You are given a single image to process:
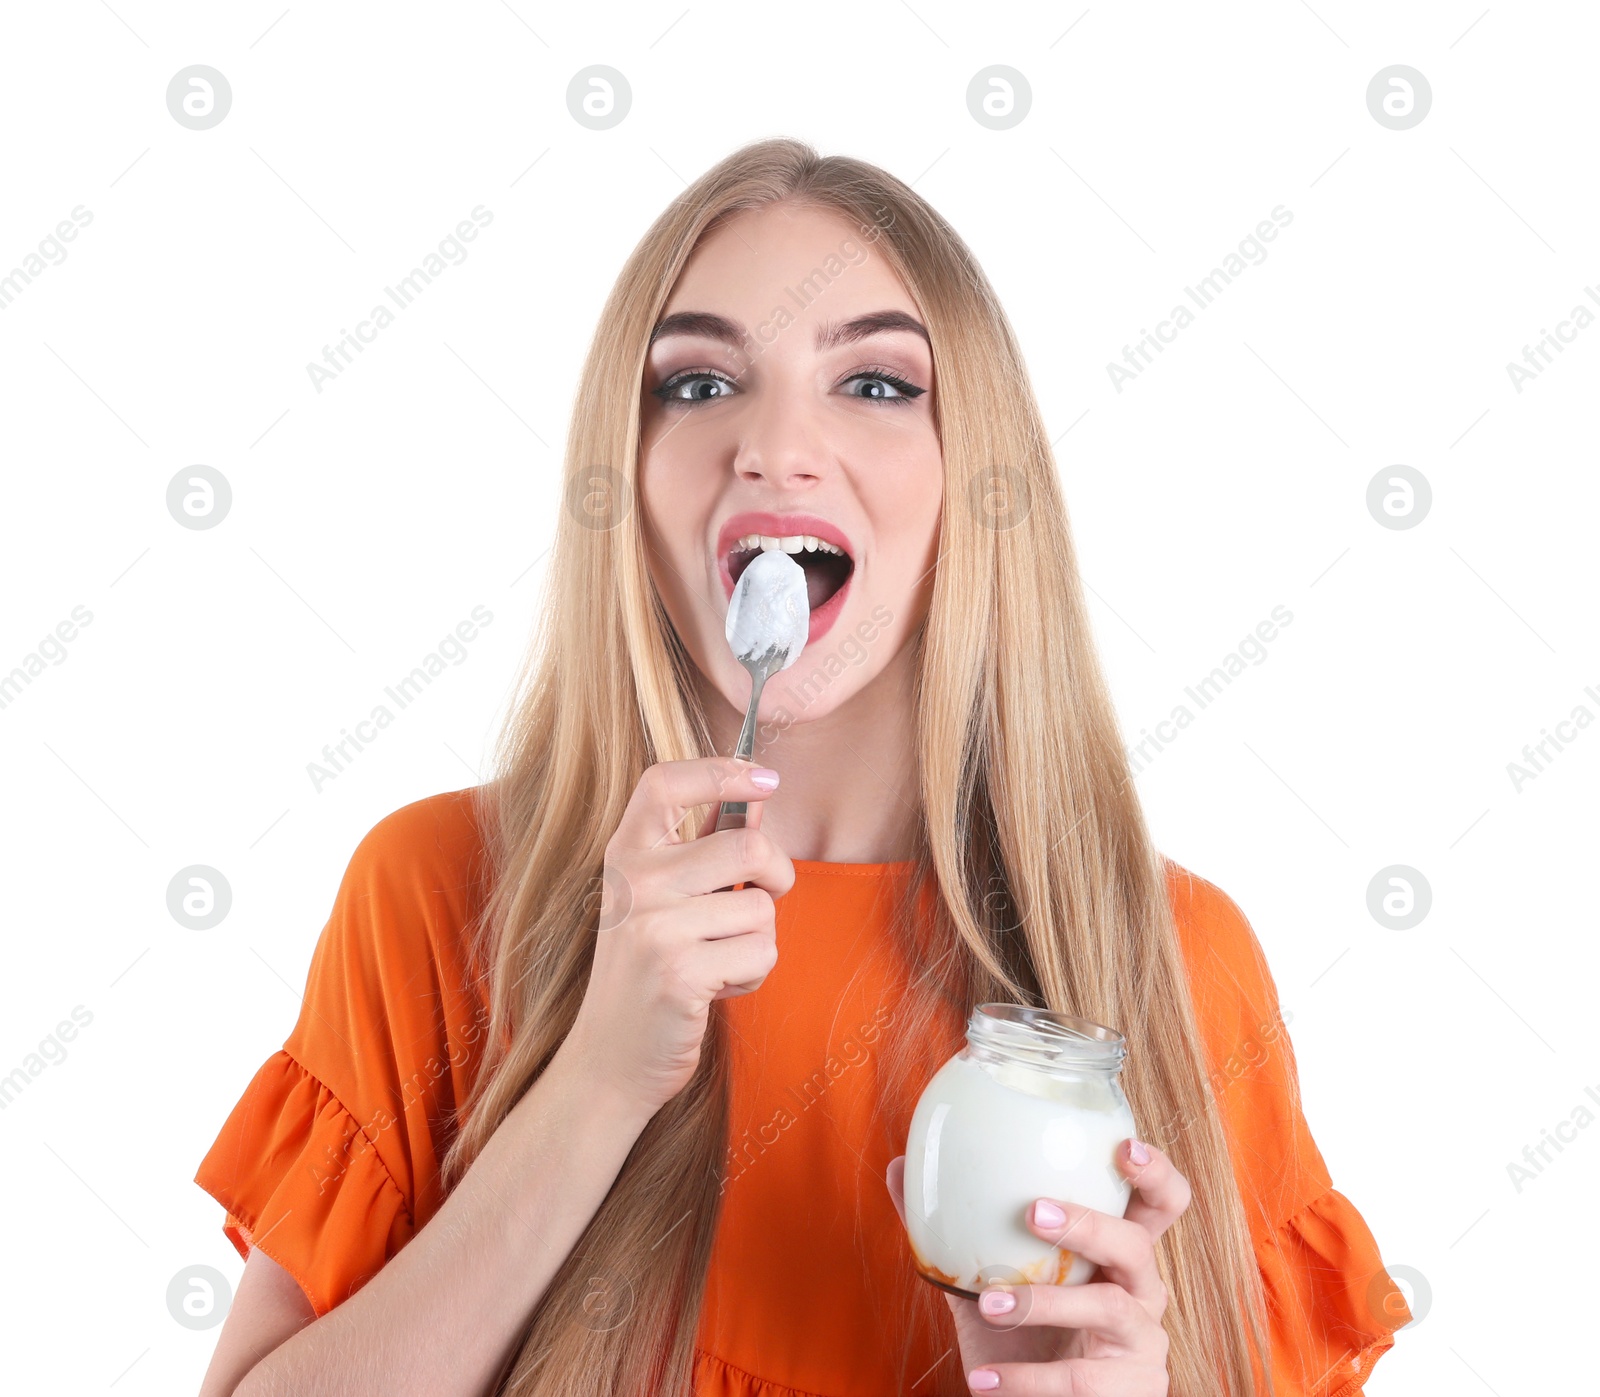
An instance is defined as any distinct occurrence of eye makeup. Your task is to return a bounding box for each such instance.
[650,364,927,407]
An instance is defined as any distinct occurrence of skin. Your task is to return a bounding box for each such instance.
[887,1140,1192,1394]
[638,199,943,863]
[197,200,1189,1396]
[196,760,791,1397]
[644,200,1189,1391]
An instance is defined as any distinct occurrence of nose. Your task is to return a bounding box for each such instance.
[731,377,830,489]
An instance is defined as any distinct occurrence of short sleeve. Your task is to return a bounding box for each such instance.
[193,788,493,1316]
[195,1050,413,1316]
[1166,864,1411,1395]
[1254,1187,1413,1397]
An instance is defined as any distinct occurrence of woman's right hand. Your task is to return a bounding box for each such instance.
[564,756,795,1120]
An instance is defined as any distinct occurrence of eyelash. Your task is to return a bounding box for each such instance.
[650,364,927,408]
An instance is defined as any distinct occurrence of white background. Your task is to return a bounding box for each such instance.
[1,2,1594,1393]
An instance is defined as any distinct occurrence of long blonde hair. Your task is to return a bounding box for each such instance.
[441,137,1275,1397]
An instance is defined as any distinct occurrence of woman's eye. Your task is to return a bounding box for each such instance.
[841,371,925,404]
[653,371,736,404]
[651,367,926,406]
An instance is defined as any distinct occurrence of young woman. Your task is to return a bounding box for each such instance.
[194,138,1410,1397]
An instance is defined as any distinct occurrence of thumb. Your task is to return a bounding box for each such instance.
[885,1154,907,1229]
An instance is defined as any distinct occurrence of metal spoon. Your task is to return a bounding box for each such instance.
[715,549,810,841]
[715,638,794,835]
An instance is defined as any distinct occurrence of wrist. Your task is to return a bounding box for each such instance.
[545,1035,660,1134]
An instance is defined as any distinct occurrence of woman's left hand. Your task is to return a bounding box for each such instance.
[885,1138,1191,1393]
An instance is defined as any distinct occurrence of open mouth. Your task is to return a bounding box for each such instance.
[726,532,855,614]
[715,512,859,648]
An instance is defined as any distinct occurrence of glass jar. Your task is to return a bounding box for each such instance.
[902,1002,1138,1298]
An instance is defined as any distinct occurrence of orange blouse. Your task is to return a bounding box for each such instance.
[195,788,1411,1396]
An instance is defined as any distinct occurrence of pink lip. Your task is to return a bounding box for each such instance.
[716,510,856,648]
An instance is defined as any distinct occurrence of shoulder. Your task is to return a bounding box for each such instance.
[1161,858,1330,1223]
[291,786,494,1071]
[1163,858,1256,953]
[334,786,493,954]
[347,785,490,891]
[1161,858,1280,1030]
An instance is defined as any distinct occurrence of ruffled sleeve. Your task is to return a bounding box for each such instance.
[1254,1185,1413,1397]
[195,1050,413,1317]
[192,789,493,1317]
[1166,864,1411,1395]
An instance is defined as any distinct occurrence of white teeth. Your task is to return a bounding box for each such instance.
[732,532,845,556]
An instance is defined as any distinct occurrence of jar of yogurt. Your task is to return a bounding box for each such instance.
[902,1003,1138,1298]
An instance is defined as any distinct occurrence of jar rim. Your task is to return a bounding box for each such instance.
[967,1002,1127,1070]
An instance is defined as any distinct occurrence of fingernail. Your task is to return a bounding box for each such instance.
[979,1288,1016,1315]
[968,1371,1000,1392]
[1033,1199,1066,1229]
[749,768,779,790]
[1129,1138,1151,1165]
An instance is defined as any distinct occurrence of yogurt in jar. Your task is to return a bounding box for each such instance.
[902,1004,1137,1297]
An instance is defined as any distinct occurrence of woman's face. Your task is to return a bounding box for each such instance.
[639,201,942,727]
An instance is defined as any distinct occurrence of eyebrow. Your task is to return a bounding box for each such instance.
[648,308,930,352]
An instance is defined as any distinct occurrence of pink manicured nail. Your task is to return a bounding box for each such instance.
[979,1288,1016,1315]
[749,768,780,790]
[968,1370,1000,1392]
[1129,1138,1151,1165]
[1033,1199,1066,1229]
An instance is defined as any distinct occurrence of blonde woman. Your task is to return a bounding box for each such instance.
[195,138,1410,1397]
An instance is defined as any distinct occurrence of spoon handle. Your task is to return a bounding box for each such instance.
[712,665,770,890]
[715,665,768,832]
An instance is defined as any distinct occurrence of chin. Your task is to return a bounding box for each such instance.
[699,583,901,739]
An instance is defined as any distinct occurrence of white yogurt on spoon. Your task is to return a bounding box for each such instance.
[712,550,811,850]
[726,548,810,668]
